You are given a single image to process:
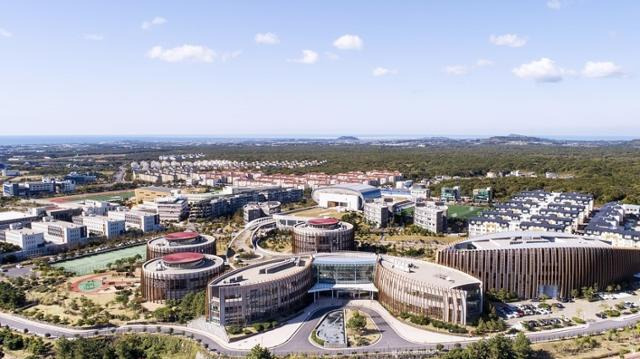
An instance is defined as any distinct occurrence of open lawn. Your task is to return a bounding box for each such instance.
[447,204,484,219]
[532,328,640,358]
[345,309,380,347]
[52,245,145,275]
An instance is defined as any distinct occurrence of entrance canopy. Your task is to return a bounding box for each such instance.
[308,282,378,293]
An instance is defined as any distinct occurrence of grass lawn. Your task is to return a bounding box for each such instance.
[447,204,484,219]
[345,309,380,347]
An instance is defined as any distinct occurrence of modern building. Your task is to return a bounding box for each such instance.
[206,252,482,327]
[142,252,224,302]
[134,186,176,204]
[0,209,43,232]
[207,256,314,325]
[73,215,125,239]
[137,196,190,222]
[4,228,45,250]
[410,184,430,201]
[472,187,493,203]
[243,201,281,224]
[414,201,448,234]
[107,208,161,233]
[441,186,461,202]
[146,231,216,259]
[292,218,355,253]
[64,172,97,185]
[2,179,75,197]
[364,199,414,228]
[375,255,482,325]
[31,218,87,246]
[437,231,640,300]
[312,184,381,211]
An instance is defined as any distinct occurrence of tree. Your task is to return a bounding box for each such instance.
[347,311,366,333]
[487,335,515,359]
[513,332,532,359]
[571,288,579,301]
[246,345,273,359]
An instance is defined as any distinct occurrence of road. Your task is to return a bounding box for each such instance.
[3,301,640,356]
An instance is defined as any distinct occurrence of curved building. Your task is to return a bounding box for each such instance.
[312,183,381,211]
[292,218,355,253]
[142,252,224,302]
[206,251,482,327]
[207,256,314,325]
[437,231,640,300]
[146,231,216,259]
[375,255,482,325]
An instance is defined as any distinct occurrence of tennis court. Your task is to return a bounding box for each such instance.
[53,245,146,275]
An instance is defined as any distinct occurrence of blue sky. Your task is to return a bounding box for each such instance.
[0,1,638,137]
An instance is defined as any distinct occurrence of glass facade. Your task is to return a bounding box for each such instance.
[314,262,376,284]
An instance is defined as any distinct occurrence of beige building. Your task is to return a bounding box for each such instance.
[134,186,175,203]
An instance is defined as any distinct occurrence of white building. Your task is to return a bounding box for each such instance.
[311,184,381,211]
[410,184,430,201]
[134,196,189,222]
[4,228,45,250]
[107,209,161,232]
[414,201,448,234]
[81,200,121,216]
[31,219,87,245]
[74,215,125,239]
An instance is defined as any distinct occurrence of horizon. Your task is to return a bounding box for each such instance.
[1,1,639,136]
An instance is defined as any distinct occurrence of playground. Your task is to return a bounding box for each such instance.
[52,244,146,275]
[447,205,484,220]
[70,272,139,295]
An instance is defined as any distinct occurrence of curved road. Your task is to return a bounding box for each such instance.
[3,302,640,356]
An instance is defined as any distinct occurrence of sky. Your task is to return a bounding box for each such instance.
[0,0,639,138]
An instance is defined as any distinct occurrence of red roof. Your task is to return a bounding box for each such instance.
[162,252,204,264]
[165,232,199,241]
[308,218,339,226]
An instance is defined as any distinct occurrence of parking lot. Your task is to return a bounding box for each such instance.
[495,289,640,331]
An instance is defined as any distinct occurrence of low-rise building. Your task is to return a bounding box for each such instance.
[31,218,87,245]
[73,215,125,239]
[134,186,176,204]
[107,208,161,233]
[472,187,493,203]
[4,228,45,250]
[441,186,460,202]
[243,201,281,224]
[414,201,448,233]
[312,184,381,211]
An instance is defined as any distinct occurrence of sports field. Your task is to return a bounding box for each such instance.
[447,205,484,219]
[49,190,135,203]
[53,245,145,275]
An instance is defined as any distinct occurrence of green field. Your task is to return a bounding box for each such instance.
[447,205,484,219]
[53,245,145,275]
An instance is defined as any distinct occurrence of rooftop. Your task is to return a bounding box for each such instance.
[210,256,312,287]
[142,253,223,274]
[452,231,611,250]
[378,254,480,289]
[0,210,39,222]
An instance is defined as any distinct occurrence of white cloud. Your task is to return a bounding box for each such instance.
[372,67,398,77]
[147,45,216,63]
[83,33,104,41]
[582,61,623,78]
[219,50,242,62]
[333,34,363,50]
[325,52,340,61]
[255,32,279,45]
[547,0,563,9]
[512,58,566,82]
[490,34,527,47]
[288,50,318,64]
[476,59,494,67]
[141,16,167,30]
[0,28,12,38]
[444,65,469,76]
